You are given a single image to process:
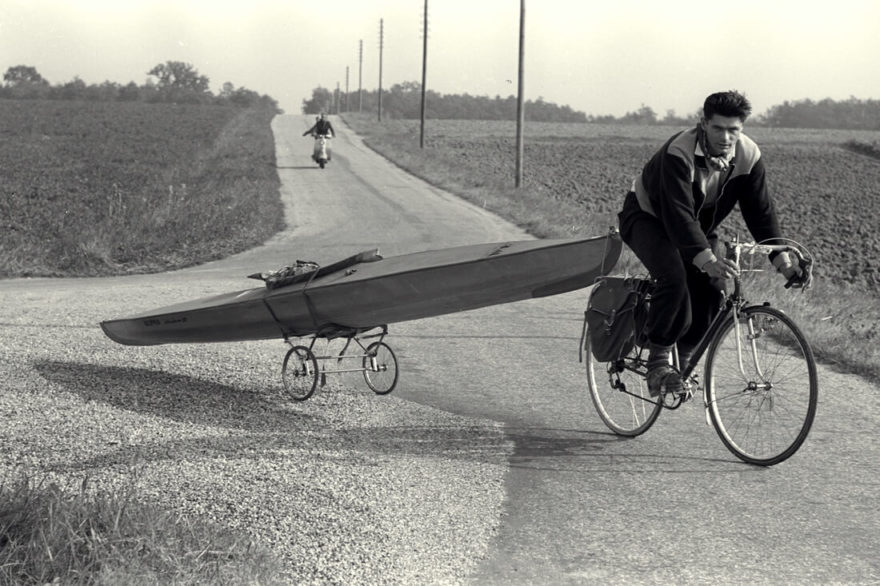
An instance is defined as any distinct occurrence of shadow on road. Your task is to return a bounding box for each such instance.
[501,426,746,471]
[33,359,311,432]
[31,359,516,470]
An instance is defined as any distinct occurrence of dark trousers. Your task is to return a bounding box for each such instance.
[618,192,723,350]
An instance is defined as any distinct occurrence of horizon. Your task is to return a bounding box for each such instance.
[3,66,873,121]
[1,1,878,119]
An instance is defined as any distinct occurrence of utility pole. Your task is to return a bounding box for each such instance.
[358,39,363,113]
[420,0,428,148]
[345,66,349,113]
[378,18,384,122]
[515,0,525,188]
[335,82,340,114]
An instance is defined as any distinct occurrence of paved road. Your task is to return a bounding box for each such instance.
[275,115,879,584]
[286,115,879,585]
[3,114,878,584]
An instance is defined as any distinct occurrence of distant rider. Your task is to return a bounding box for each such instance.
[303,113,335,161]
[303,113,335,137]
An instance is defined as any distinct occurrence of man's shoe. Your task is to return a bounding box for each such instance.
[647,364,682,397]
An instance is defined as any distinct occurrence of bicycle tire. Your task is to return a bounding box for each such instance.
[363,341,398,395]
[585,338,661,436]
[705,305,818,466]
[282,345,319,401]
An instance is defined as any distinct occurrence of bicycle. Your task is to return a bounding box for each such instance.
[583,238,818,466]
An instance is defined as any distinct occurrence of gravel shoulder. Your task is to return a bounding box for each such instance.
[0,116,514,584]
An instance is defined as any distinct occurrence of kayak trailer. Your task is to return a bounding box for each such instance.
[281,324,398,401]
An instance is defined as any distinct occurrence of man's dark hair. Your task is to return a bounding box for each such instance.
[703,91,752,121]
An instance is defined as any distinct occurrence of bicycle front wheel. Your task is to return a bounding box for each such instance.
[585,339,661,437]
[705,306,818,466]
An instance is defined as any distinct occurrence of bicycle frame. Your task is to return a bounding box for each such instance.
[623,240,809,409]
[682,240,806,379]
[303,326,390,377]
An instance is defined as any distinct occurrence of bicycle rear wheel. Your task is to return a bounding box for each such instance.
[585,340,661,436]
[363,341,398,394]
[705,306,818,466]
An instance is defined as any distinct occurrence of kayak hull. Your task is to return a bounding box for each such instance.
[100,234,621,346]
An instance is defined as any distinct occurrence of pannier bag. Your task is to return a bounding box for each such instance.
[583,277,646,362]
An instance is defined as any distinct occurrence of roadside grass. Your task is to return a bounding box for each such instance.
[1,100,288,582]
[0,471,285,585]
[0,100,284,277]
[342,113,880,383]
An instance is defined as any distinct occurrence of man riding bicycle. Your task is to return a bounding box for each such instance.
[617,90,806,397]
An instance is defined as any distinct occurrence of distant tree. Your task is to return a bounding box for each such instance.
[219,82,236,99]
[762,97,880,130]
[330,82,587,122]
[147,61,210,103]
[0,61,277,109]
[620,104,658,125]
[302,87,333,114]
[89,81,122,102]
[55,77,88,100]
[3,65,49,86]
[148,61,210,92]
[217,82,262,107]
[118,81,141,101]
[661,108,699,126]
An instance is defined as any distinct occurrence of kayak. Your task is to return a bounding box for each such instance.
[100,232,621,346]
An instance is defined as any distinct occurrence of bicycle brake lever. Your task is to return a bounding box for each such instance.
[784,257,813,290]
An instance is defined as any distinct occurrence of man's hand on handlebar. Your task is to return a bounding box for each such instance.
[773,250,812,289]
[703,258,738,280]
[784,259,813,289]
[780,262,802,281]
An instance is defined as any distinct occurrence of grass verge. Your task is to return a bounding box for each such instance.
[0,100,284,277]
[0,471,285,585]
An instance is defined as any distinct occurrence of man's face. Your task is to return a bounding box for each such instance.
[701,114,743,157]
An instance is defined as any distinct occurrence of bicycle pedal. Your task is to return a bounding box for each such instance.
[675,388,694,402]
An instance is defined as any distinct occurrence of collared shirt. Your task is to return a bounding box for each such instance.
[694,141,726,209]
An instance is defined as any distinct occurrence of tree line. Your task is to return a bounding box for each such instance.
[760,97,880,130]
[304,82,880,130]
[1,62,279,110]
[303,82,589,123]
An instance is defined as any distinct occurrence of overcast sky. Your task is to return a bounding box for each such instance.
[2,0,879,118]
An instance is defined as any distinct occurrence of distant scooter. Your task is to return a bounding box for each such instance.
[310,133,332,169]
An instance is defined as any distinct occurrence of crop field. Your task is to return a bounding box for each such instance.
[346,116,880,291]
[344,114,880,381]
[0,99,282,277]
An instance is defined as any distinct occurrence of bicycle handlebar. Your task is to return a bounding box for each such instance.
[723,239,814,290]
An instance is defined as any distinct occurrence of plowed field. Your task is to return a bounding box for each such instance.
[368,120,880,289]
